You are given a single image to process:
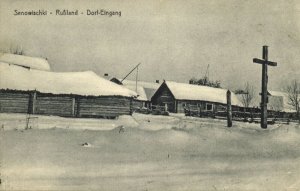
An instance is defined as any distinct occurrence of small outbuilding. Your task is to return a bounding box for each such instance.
[268,90,296,113]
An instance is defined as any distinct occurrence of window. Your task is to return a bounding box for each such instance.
[206,103,213,111]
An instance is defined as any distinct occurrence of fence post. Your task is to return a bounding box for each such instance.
[33,90,37,114]
[28,90,37,114]
[250,107,254,123]
[227,90,232,127]
[71,96,76,117]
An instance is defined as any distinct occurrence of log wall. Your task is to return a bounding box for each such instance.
[0,90,245,117]
[132,99,144,110]
[77,96,131,118]
[0,91,29,113]
[0,90,132,118]
[35,94,75,117]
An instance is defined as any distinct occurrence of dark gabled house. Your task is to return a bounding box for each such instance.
[151,81,243,113]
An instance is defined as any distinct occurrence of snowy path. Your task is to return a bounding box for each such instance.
[1,113,300,190]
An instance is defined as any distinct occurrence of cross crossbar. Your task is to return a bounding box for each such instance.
[253,58,277,66]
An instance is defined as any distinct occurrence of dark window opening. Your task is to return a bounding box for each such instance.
[206,103,213,111]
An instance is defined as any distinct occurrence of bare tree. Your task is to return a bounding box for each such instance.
[9,44,24,55]
[235,82,255,108]
[189,77,222,88]
[286,80,300,120]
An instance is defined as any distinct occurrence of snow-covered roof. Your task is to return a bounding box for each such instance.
[144,87,159,101]
[0,53,51,71]
[122,80,161,101]
[268,90,296,112]
[0,62,137,97]
[269,91,288,97]
[163,81,243,106]
[123,84,148,101]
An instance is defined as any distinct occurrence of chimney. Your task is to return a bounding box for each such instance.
[156,80,160,83]
[104,73,109,77]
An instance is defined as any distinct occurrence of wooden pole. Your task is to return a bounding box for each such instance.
[121,63,141,82]
[135,65,139,93]
[261,46,268,129]
[30,90,37,114]
[71,97,76,117]
[227,90,232,127]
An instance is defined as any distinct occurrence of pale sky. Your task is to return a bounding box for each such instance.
[0,0,299,92]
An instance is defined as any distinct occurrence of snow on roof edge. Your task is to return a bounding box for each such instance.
[0,53,51,71]
[0,63,137,98]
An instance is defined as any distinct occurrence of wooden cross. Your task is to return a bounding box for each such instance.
[253,46,277,129]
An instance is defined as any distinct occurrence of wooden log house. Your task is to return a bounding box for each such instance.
[0,62,137,118]
[151,81,243,114]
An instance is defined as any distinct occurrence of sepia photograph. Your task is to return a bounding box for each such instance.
[0,0,300,190]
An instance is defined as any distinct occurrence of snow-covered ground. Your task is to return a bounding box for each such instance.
[0,113,300,190]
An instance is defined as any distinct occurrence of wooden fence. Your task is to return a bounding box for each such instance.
[150,105,169,115]
[184,105,297,124]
